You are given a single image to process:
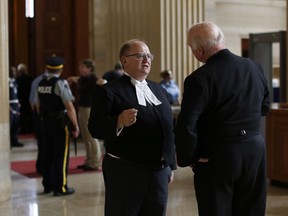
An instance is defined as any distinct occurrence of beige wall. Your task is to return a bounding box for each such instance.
[215,0,286,57]
[90,0,205,93]
[90,0,286,95]
[0,0,12,202]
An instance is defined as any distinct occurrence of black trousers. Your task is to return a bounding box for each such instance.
[41,118,70,193]
[194,135,267,216]
[10,110,20,145]
[103,154,171,216]
[32,110,44,174]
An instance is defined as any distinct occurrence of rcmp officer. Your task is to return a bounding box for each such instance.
[36,56,80,196]
[9,66,23,147]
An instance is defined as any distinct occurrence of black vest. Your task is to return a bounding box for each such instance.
[38,77,65,113]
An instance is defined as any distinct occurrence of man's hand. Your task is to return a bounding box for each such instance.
[189,158,209,170]
[117,108,138,128]
[169,171,174,183]
[72,126,80,138]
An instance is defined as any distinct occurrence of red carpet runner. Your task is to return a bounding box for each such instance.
[11,156,101,178]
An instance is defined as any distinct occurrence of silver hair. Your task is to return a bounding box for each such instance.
[190,21,225,51]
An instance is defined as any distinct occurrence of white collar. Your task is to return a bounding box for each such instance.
[129,76,162,106]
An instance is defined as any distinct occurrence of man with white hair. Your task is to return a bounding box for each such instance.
[175,21,270,216]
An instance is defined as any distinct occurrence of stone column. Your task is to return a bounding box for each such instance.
[287,0,288,101]
[0,0,12,202]
[90,0,204,93]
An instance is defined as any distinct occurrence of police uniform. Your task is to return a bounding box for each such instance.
[9,75,23,147]
[37,56,75,196]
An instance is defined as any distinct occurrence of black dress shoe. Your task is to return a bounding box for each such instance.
[83,166,102,171]
[43,189,52,194]
[11,142,24,147]
[53,188,75,197]
[76,164,87,169]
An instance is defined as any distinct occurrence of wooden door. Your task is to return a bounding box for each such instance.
[9,0,89,78]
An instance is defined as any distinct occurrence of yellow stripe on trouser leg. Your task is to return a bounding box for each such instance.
[62,126,69,192]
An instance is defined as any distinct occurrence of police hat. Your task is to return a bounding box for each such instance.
[46,56,65,70]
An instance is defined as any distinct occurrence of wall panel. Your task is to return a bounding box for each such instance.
[160,0,204,93]
[91,0,204,95]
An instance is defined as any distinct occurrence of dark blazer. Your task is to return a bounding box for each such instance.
[175,49,270,167]
[88,74,176,170]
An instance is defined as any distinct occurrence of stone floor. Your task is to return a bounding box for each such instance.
[1,136,288,216]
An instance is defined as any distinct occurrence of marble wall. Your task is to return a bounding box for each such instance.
[90,0,205,92]
[212,0,286,61]
[89,0,286,92]
[0,0,12,202]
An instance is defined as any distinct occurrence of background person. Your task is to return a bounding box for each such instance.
[16,63,33,134]
[174,21,270,216]
[36,56,80,196]
[102,62,123,82]
[9,66,23,148]
[67,59,104,171]
[159,69,180,105]
[88,39,176,216]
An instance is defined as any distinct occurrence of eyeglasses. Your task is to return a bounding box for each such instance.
[125,53,154,61]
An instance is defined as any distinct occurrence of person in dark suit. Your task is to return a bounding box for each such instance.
[174,21,270,216]
[102,62,123,82]
[16,63,33,134]
[88,39,176,216]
